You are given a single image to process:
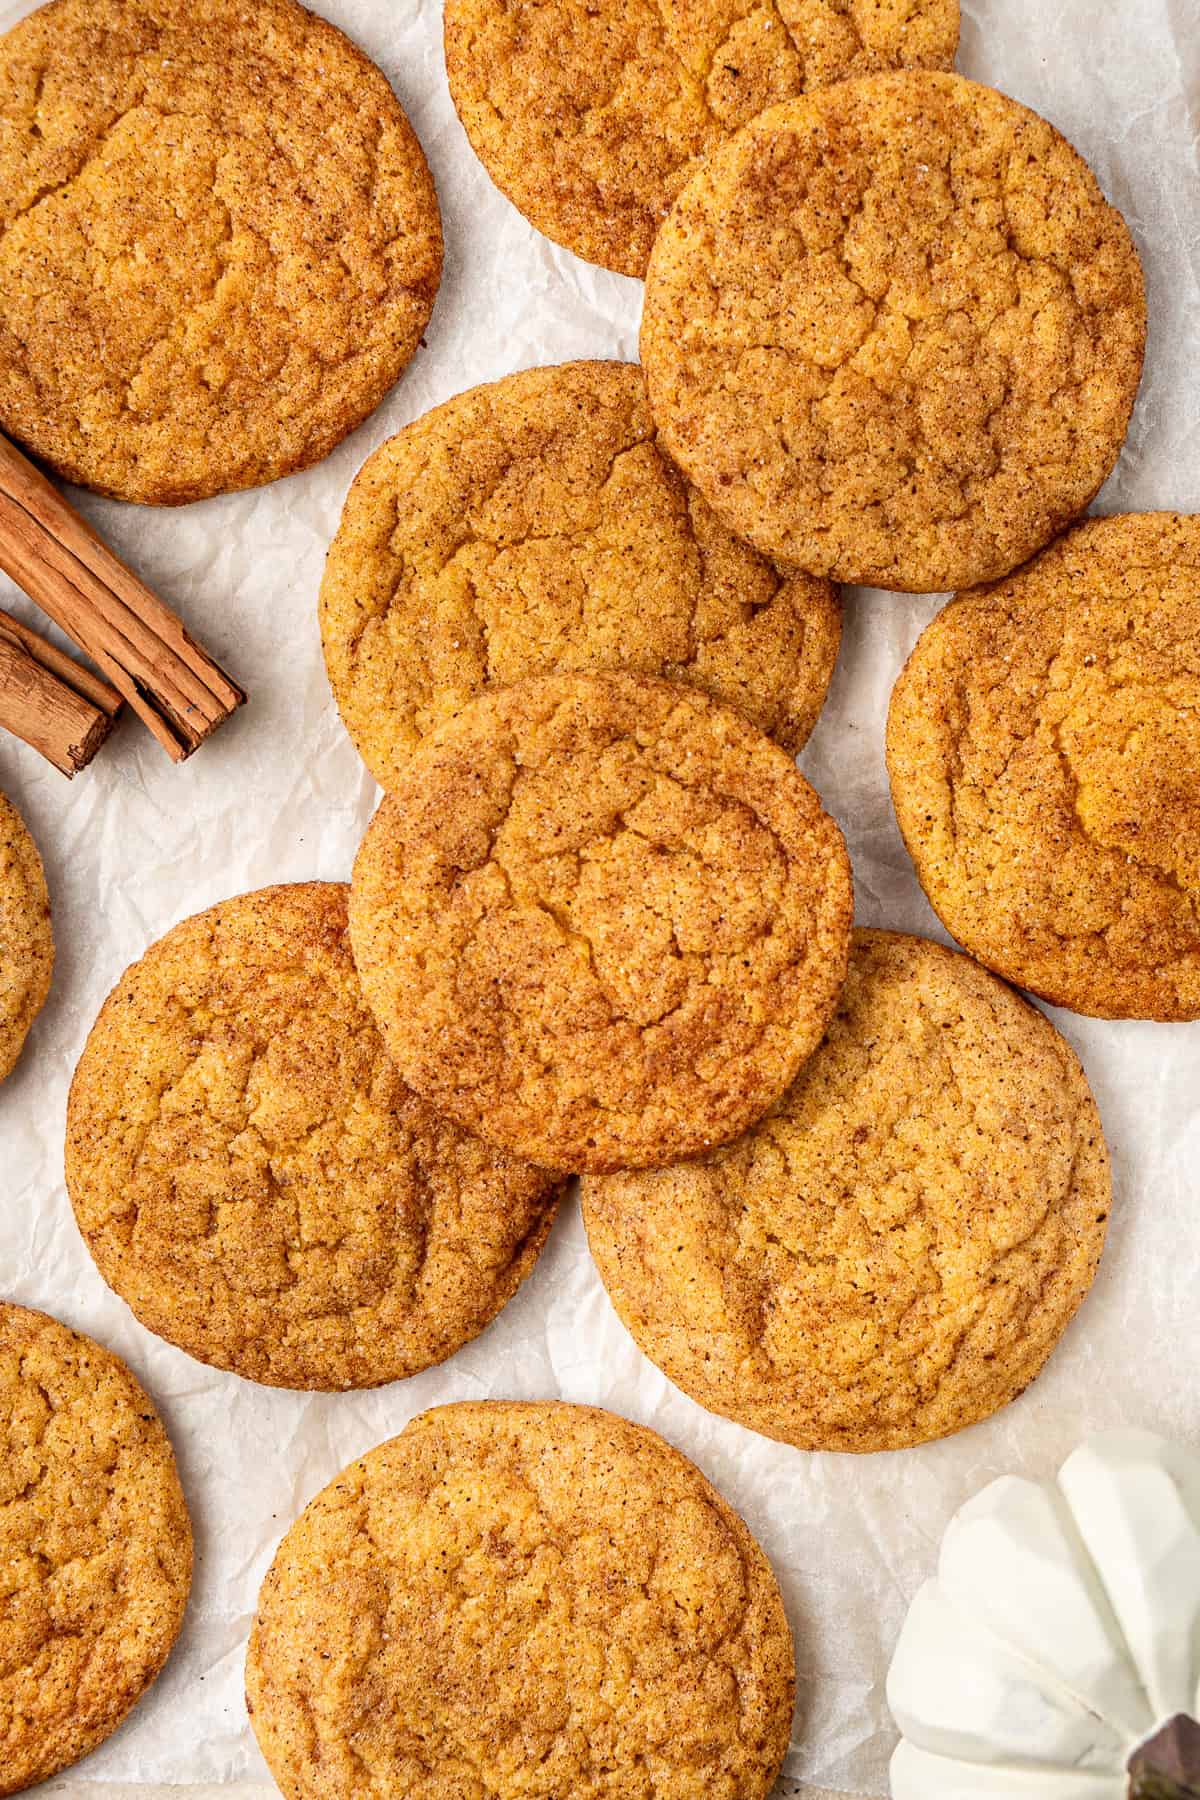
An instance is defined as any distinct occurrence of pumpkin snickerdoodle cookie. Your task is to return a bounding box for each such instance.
[66,883,562,1390]
[320,360,841,790]
[888,513,1200,1019]
[349,671,853,1173]
[0,1301,191,1795]
[0,0,442,504]
[641,71,1146,593]
[445,0,959,277]
[583,931,1111,1454]
[246,1400,795,1800]
[0,790,52,1085]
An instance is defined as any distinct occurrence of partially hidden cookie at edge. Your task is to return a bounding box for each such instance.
[582,931,1111,1454]
[445,0,959,276]
[349,672,854,1173]
[0,1301,192,1796]
[246,1400,795,1800]
[887,513,1200,1019]
[641,72,1146,592]
[66,883,563,1389]
[0,0,442,503]
[0,788,52,1085]
[320,360,841,791]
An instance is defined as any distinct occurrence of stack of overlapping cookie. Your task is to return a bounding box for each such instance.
[1,0,1197,1794]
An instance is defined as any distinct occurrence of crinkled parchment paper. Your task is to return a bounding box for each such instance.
[2,0,1199,1793]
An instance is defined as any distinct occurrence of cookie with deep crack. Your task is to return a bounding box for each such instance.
[0,0,442,503]
[888,512,1200,1019]
[0,789,52,1086]
[641,71,1145,592]
[320,360,841,791]
[0,1301,191,1795]
[582,930,1111,1454]
[66,883,562,1389]
[246,1400,795,1800]
[349,671,853,1173]
[444,0,959,276]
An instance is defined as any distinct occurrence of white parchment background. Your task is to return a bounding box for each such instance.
[1,0,1198,1794]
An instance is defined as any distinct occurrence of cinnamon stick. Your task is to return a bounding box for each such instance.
[0,432,245,761]
[1129,1716,1200,1800]
[0,608,120,776]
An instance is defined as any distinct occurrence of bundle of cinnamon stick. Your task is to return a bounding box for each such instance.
[0,433,245,776]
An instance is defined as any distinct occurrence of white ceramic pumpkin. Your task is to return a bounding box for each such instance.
[887,1430,1200,1799]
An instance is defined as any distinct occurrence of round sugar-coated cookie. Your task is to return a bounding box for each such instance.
[887,513,1200,1019]
[319,360,841,791]
[445,0,959,277]
[583,931,1111,1453]
[641,72,1146,593]
[0,1301,191,1795]
[65,883,563,1389]
[246,1400,795,1800]
[0,0,442,503]
[349,671,853,1173]
[0,789,52,1085]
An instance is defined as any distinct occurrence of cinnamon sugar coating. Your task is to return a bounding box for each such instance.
[0,0,442,502]
[584,931,1110,1452]
[66,883,562,1389]
[320,361,840,790]
[445,0,958,275]
[641,72,1145,592]
[888,513,1200,1017]
[0,789,52,1085]
[0,1302,191,1794]
[247,1401,795,1800]
[349,672,853,1172]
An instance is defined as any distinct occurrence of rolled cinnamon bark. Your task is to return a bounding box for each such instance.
[0,609,120,775]
[0,433,245,760]
[1129,1716,1200,1799]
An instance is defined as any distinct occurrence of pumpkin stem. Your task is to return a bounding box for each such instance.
[1129,1716,1200,1799]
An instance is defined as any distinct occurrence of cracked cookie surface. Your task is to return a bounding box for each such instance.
[887,513,1200,1018]
[246,1400,795,1800]
[66,883,562,1390]
[0,789,52,1085]
[583,931,1110,1453]
[320,361,841,791]
[0,0,442,503]
[641,71,1145,592]
[445,0,958,276]
[0,1301,191,1795]
[349,671,853,1173]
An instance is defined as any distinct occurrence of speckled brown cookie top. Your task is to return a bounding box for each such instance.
[320,361,841,790]
[349,672,853,1172]
[583,931,1110,1454]
[887,514,1200,1019]
[246,1400,795,1800]
[445,0,958,277]
[66,883,562,1390]
[0,1301,191,1795]
[641,71,1145,593]
[0,789,52,1086]
[0,0,442,504]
